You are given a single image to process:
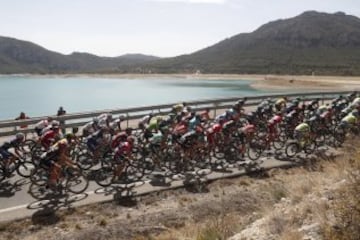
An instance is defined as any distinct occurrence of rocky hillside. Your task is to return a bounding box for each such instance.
[140,11,360,75]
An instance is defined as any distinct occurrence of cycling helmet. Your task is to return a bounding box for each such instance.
[15,132,25,141]
[51,120,60,127]
[107,113,113,121]
[93,117,99,124]
[119,115,126,122]
[65,133,75,140]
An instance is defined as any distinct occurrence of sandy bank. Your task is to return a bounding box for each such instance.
[5,73,360,91]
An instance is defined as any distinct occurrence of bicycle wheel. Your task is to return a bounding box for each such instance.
[31,146,45,166]
[30,167,49,186]
[76,152,95,170]
[16,160,34,178]
[123,161,145,182]
[272,138,285,150]
[247,139,264,160]
[0,166,5,182]
[247,145,262,161]
[95,166,114,187]
[285,142,299,158]
[65,168,89,194]
[304,141,316,154]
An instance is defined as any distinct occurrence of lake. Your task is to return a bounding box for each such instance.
[0,75,280,120]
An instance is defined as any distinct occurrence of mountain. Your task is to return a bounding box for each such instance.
[136,11,360,75]
[1,11,360,75]
[0,36,160,74]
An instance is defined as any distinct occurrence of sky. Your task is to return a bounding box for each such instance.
[1,0,360,57]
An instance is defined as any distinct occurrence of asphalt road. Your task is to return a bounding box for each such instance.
[0,145,341,223]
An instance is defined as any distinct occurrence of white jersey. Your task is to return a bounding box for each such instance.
[139,115,151,125]
[83,122,97,134]
[98,113,112,121]
[109,119,122,132]
[35,120,48,129]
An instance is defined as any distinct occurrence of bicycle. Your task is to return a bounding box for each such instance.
[95,154,144,187]
[29,159,89,195]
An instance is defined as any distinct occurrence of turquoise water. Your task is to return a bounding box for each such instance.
[0,75,275,120]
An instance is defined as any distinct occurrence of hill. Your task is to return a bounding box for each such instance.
[0,36,160,74]
[1,11,360,75]
[137,11,360,75]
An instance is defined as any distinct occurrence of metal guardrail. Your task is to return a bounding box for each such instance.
[0,90,352,137]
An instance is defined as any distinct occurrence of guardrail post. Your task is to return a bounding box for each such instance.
[126,113,129,128]
[213,103,218,118]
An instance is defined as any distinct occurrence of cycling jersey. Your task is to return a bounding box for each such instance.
[34,120,49,136]
[188,117,201,131]
[111,132,128,149]
[86,129,107,152]
[139,115,152,126]
[41,130,61,149]
[0,138,22,159]
[114,141,132,160]
[82,122,98,135]
[149,132,163,145]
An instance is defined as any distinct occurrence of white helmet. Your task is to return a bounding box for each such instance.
[51,120,60,127]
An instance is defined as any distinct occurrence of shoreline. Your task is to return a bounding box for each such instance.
[2,73,360,91]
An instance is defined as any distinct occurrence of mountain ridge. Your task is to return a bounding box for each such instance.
[1,10,360,75]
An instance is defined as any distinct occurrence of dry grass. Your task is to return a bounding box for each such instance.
[318,144,360,240]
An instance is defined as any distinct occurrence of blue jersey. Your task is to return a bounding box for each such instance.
[188,117,201,131]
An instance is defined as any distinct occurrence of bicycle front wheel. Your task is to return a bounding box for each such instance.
[66,168,89,194]
[285,142,299,158]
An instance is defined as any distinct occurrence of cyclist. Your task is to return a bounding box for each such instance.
[82,117,100,137]
[40,125,62,150]
[199,108,210,123]
[34,117,52,137]
[138,113,153,129]
[339,110,359,132]
[86,125,111,158]
[294,121,311,147]
[172,102,186,114]
[111,128,133,150]
[41,120,60,136]
[98,113,113,128]
[275,97,288,112]
[113,136,135,181]
[40,133,77,189]
[188,114,203,132]
[0,133,25,173]
[109,115,126,134]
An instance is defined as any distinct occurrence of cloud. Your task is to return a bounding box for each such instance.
[147,0,226,4]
